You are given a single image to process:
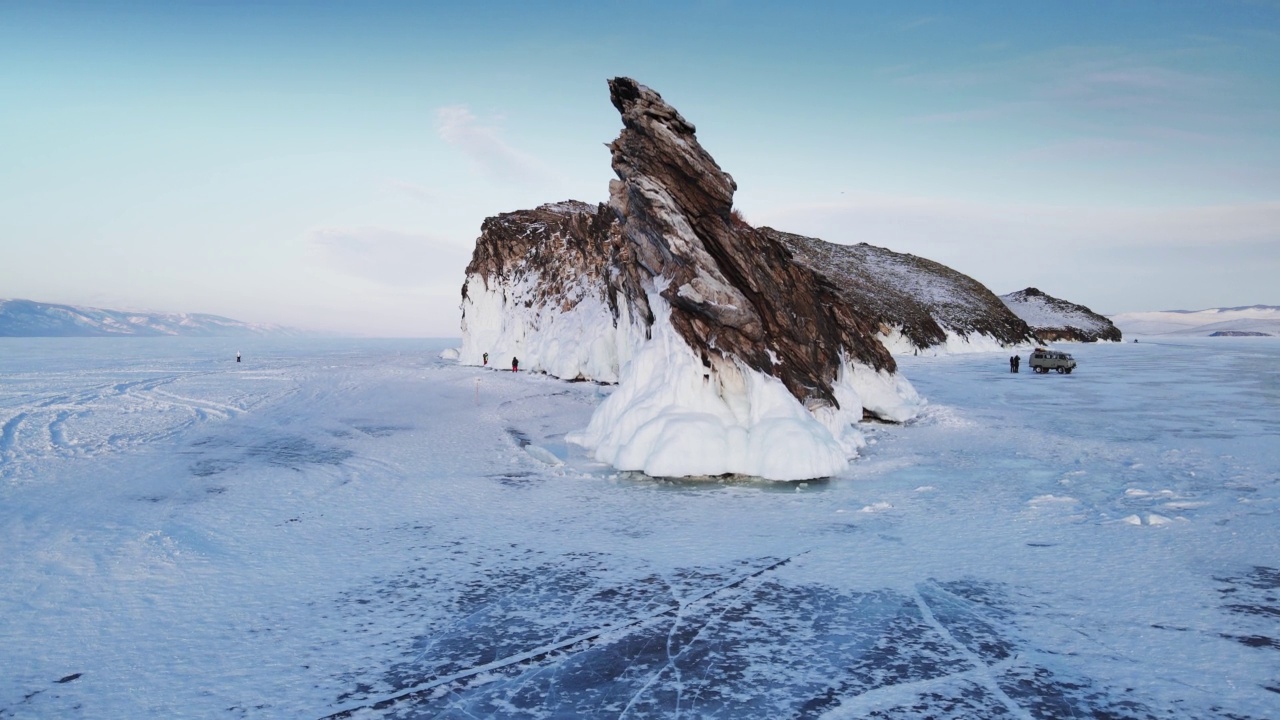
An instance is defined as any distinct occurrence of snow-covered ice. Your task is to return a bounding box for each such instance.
[2,336,1278,718]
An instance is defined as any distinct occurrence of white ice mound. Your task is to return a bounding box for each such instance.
[844,363,926,424]
[567,297,923,481]
[458,274,641,382]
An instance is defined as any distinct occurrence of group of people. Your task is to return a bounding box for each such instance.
[1008,354,1021,373]
[481,352,518,372]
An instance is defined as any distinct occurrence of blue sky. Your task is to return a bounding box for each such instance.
[2,1,1277,336]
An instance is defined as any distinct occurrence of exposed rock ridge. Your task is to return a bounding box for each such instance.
[767,230,1036,350]
[1001,287,1122,343]
[603,77,892,409]
[463,201,616,316]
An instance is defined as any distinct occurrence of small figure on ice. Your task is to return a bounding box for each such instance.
[482,352,488,366]
[236,351,241,363]
[511,356,519,373]
[1009,354,1020,373]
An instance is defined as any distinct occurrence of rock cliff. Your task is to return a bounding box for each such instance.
[460,201,635,381]
[1000,287,1122,343]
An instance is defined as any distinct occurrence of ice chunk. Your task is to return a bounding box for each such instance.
[523,444,564,466]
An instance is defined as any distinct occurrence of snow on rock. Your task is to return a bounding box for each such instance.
[460,78,927,479]
[1000,287,1122,343]
[876,326,1018,356]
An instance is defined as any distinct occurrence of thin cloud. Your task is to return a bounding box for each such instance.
[892,43,1237,119]
[757,196,1279,312]
[760,195,1280,252]
[909,101,1039,124]
[306,227,471,289]
[900,16,940,30]
[1014,136,1149,162]
[384,179,443,204]
[436,105,550,185]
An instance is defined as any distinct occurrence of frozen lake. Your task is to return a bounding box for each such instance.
[2,337,1278,718]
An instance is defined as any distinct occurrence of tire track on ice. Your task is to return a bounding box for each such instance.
[0,412,28,455]
[318,552,809,720]
[148,388,242,420]
[1,373,227,476]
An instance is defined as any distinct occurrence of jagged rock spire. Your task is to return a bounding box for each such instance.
[604,77,892,409]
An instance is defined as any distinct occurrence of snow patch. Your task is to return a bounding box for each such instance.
[877,326,1022,356]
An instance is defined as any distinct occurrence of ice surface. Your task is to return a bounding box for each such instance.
[2,336,1278,718]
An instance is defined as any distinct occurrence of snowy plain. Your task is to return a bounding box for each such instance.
[2,337,1278,718]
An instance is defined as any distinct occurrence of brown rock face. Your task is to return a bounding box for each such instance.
[604,77,892,409]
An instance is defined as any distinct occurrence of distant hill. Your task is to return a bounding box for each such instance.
[0,298,299,337]
[1000,287,1122,343]
[1109,305,1279,337]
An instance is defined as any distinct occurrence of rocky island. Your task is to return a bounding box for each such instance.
[459,78,1043,480]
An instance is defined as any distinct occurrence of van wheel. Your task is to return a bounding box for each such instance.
[1064,368,1073,374]
[1056,367,1066,373]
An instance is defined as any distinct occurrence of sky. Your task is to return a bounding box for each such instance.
[2,1,1278,337]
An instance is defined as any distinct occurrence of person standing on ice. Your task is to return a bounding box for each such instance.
[236,352,241,363]
[483,352,488,366]
[1009,355,1015,373]
[1012,354,1020,373]
[511,357,519,373]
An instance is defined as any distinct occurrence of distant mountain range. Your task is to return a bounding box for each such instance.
[1109,305,1279,337]
[0,298,299,337]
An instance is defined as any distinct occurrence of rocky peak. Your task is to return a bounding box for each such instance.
[604,77,892,409]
